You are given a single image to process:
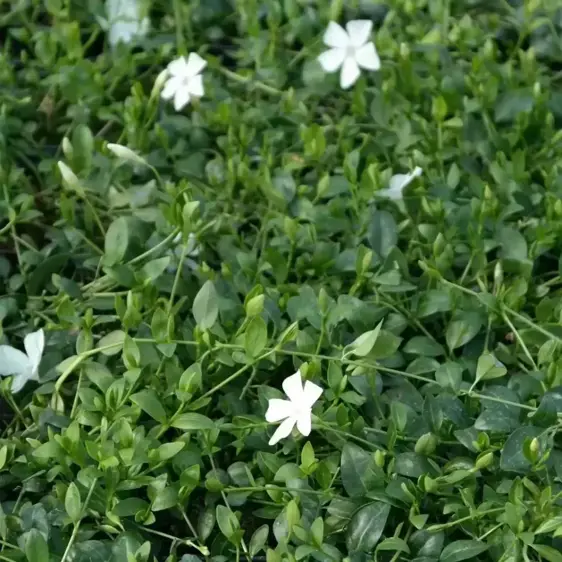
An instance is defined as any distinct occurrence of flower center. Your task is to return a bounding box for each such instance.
[292,404,310,419]
[346,45,357,58]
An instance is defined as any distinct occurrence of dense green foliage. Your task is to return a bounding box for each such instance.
[1,1,562,562]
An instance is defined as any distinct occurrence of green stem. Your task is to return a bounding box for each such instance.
[60,479,98,562]
[427,507,503,532]
[173,0,186,54]
[216,66,282,96]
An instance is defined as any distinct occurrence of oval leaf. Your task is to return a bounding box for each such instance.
[346,501,390,552]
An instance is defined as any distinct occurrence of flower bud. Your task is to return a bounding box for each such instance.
[475,452,493,471]
[415,433,438,456]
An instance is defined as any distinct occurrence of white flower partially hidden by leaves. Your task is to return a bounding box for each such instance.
[103,0,149,47]
[169,233,200,271]
[265,370,323,445]
[378,166,423,200]
[0,329,44,393]
[318,20,380,89]
[161,53,207,112]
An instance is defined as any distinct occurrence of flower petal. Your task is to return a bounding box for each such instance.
[186,233,200,256]
[0,346,31,377]
[187,74,204,98]
[168,57,188,77]
[161,76,181,100]
[340,57,361,89]
[265,399,292,422]
[323,21,349,48]
[269,417,296,445]
[377,187,401,200]
[184,52,207,78]
[24,329,44,373]
[173,88,191,111]
[345,20,373,48]
[318,47,346,73]
[388,170,420,196]
[11,372,32,393]
[303,380,323,408]
[296,411,311,437]
[282,371,304,403]
[355,42,381,71]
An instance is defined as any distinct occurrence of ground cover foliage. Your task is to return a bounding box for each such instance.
[1,0,562,561]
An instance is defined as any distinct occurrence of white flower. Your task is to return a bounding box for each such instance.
[265,370,323,446]
[0,329,44,393]
[378,166,423,200]
[318,20,380,89]
[105,0,149,47]
[169,233,200,271]
[161,53,207,112]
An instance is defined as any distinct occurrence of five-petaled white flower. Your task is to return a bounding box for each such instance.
[265,370,323,445]
[0,329,44,393]
[378,166,423,200]
[104,0,149,47]
[318,20,381,89]
[161,53,207,111]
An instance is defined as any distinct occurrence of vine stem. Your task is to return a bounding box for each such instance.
[426,507,504,532]
[60,479,98,562]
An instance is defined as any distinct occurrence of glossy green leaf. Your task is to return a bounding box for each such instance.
[65,482,82,523]
[439,540,488,562]
[130,390,167,424]
[104,217,129,266]
[170,413,215,430]
[341,443,384,497]
[192,280,219,330]
[346,501,390,552]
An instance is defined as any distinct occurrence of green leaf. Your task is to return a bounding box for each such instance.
[368,210,397,259]
[25,529,49,562]
[249,525,269,557]
[530,544,562,562]
[435,362,463,392]
[394,452,435,478]
[140,257,171,283]
[72,541,111,562]
[446,312,482,350]
[536,515,562,534]
[97,330,126,356]
[495,90,534,123]
[440,540,488,562]
[346,501,390,552]
[65,482,82,523]
[497,226,528,262]
[346,321,383,357]
[130,390,167,424]
[171,413,215,430]
[152,487,178,511]
[500,426,543,473]
[216,505,240,542]
[418,289,451,317]
[244,316,268,358]
[156,442,185,461]
[104,217,129,266]
[475,352,506,382]
[376,537,410,554]
[192,280,219,330]
[475,387,520,433]
[113,498,150,517]
[341,443,384,497]
[404,335,445,357]
[72,124,94,172]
